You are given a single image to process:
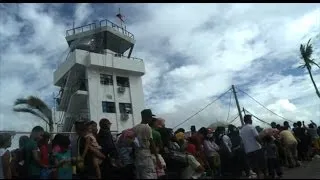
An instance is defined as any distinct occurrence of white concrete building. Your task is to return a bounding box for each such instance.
[53,19,145,133]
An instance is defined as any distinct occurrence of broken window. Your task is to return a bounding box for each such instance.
[116,76,130,87]
[100,74,113,85]
[119,103,132,114]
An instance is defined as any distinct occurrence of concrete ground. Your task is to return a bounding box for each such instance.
[283,159,320,179]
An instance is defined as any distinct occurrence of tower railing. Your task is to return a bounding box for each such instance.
[104,51,143,62]
[66,19,134,39]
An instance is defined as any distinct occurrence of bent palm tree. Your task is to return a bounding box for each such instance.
[13,96,53,134]
[299,39,320,99]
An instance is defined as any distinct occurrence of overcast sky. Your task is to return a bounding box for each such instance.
[0,4,320,147]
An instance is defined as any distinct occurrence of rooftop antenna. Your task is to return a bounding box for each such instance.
[116,8,126,30]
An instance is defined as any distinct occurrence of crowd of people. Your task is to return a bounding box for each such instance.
[0,108,320,179]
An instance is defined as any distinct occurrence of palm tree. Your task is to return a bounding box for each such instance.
[299,39,320,99]
[13,96,53,134]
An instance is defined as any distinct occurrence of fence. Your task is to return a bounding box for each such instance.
[65,19,134,39]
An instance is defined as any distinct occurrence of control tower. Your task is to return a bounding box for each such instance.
[54,19,145,133]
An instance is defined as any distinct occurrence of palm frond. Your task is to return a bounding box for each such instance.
[13,107,49,125]
[309,59,320,69]
[14,98,28,106]
[13,96,53,127]
[298,64,306,69]
[27,96,49,110]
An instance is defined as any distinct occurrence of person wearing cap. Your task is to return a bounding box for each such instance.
[96,118,119,179]
[132,109,157,179]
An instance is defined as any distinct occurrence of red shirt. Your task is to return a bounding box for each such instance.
[40,144,49,165]
[186,143,197,156]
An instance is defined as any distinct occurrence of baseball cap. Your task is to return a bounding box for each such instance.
[141,109,156,118]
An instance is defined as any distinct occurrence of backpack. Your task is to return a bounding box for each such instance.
[163,150,189,170]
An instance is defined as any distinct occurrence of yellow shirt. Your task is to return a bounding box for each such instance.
[279,130,297,145]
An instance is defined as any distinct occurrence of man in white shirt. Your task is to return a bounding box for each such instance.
[240,115,267,179]
[132,109,157,179]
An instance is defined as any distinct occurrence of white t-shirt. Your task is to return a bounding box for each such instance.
[132,123,153,149]
[240,124,262,154]
[181,155,202,179]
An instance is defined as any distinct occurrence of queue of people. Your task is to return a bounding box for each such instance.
[1,109,320,179]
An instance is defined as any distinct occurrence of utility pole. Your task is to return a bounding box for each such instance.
[232,85,244,126]
[243,107,246,115]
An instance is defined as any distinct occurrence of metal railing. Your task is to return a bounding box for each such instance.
[66,23,96,36]
[66,19,134,39]
[100,19,134,39]
[105,51,143,62]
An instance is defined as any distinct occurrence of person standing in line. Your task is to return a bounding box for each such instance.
[132,109,158,179]
[77,121,102,179]
[279,126,300,168]
[117,129,135,179]
[151,147,166,179]
[11,135,29,179]
[149,118,163,151]
[240,115,267,179]
[203,128,221,178]
[39,132,51,179]
[0,132,13,179]
[215,126,233,178]
[263,135,283,179]
[294,121,308,161]
[24,126,47,179]
[228,125,251,179]
[97,118,119,179]
[52,134,73,179]
[81,122,105,179]
[304,121,320,155]
[71,121,85,179]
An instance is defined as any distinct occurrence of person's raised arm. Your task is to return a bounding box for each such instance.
[2,151,12,179]
[311,120,317,128]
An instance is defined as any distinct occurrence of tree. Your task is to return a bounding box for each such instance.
[299,39,320,99]
[13,96,53,134]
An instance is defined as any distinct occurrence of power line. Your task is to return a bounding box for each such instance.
[243,108,271,126]
[173,88,232,129]
[236,87,295,123]
[228,113,240,124]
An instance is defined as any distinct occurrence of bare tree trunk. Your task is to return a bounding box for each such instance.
[307,67,320,100]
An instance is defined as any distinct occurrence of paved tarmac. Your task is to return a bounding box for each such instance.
[283,159,320,179]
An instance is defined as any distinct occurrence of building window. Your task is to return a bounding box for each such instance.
[117,76,130,87]
[100,74,113,85]
[102,101,116,113]
[119,103,132,114]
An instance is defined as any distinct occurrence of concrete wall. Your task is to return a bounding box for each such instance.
[88,51,145,76]
[54,50,89,86]
[86,67,145,132]
[54,49,145,86]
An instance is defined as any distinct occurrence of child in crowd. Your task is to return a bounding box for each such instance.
[263,135,283,179]
[151,147,166,179]
[82,122,105,179]
[52,134,73,179]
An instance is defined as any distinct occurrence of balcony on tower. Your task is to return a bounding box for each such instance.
[65,19,135,58]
